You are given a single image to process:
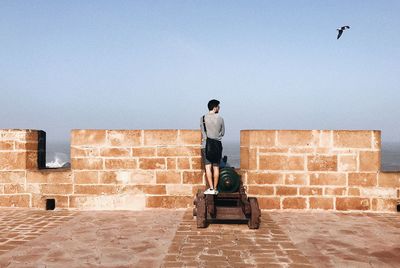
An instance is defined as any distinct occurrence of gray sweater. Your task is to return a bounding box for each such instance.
[200,112,225,148]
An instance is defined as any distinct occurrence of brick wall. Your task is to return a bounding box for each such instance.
[240,130,400,211]
[0,129,45,207]
[1,128,399,211]
[69,130,202,209]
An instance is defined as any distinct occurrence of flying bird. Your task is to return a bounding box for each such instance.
[337,26,350,39]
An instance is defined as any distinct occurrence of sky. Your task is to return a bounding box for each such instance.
[1,0,400,148]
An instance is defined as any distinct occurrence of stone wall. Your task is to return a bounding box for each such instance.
[0,128,399,211]
[69,129,202,209]
[240,130,400,211]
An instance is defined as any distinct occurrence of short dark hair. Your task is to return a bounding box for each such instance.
[208,99,220,111]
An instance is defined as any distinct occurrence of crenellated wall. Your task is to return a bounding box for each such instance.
[240,130,400,211]
[0,128,399,211]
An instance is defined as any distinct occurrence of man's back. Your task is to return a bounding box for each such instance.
[200,113,225,146]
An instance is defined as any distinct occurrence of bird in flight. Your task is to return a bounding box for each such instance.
[337,26,350,39]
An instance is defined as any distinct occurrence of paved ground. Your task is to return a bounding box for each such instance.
[0,209,399,267]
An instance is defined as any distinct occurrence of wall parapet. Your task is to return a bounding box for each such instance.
[240,130,399,212]
[0,129,399,211]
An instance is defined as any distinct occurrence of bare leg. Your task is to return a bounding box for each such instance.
[212,165,219,189]
[205,164,213,189]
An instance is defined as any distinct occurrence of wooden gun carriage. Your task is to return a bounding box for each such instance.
[193,167,261,229]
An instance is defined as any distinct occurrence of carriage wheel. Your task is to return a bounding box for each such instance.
[196,192,207,228]
[248,197,261,229]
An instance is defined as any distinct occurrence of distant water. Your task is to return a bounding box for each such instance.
[45,141,400,171]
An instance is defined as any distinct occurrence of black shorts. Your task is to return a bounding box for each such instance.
[201,148,220,165]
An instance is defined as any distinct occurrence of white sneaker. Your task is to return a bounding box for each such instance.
[204,188,214,195]
[213,189,219,195]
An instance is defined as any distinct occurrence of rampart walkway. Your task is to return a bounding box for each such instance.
[0,209,399,267]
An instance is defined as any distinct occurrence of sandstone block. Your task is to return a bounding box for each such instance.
[359,151,381,172]
[177,158,190,169]
[310,173,346,186]
[371,198,398,212]
[360,187,397,198]
[182,171,203,184]
[73,171,98,184]
[247,172,283,184]
[0,141,14,150]
[276,186,297,196]
[100,148,130,157]
[348,173,377,187]
[0,130,35,141]
[190,157,202,170]
[131,147,156,157]
[178,130,201,145]
[105,159,137,170]
[247,130,276,147]
[74,185,119,195]
[0,152,26,170]
[256,197,281,209]
[299,187,322,196]
[0,194,30,207]
[277,130,318,147]
[259,155,304,171]
[260,147,289,153]
[166,184,193,195]
[27,170,72,184]
[139,158,166,170]
[15,142,38,151]
[146,195,192,208]
[26,152,39,169]
[25,130,40,141]
[156,171,181,184]
[378,172,400,187]
[4,184,25,194]
[120,185,166,195]
[0,171,25,184]
[107,130,141,146]
[372,131,381,150]
[166,158,177,169]
[157,147,200,157]
[307,155,337,171]
[333,130,372,148]
[324,187,346,196]
[100,170,155,184]
[72,158,103,170]
[282,197,307,209]
[40,184,73,195]
[240,131,250,146]
[336,197,370,210]
[284,173,308,185]
[348,188,360,196]
[240,147,249,170]
[309,197,333,210]
[71,130,106,146]
[338,155,357,172]
[71,147,100,158]
[144,130,178,146]
[247,186,274,195]
[319,130,332,147]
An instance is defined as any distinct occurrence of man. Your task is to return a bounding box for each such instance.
[200,99,225,195]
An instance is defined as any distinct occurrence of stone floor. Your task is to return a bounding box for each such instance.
[0,209,399,267]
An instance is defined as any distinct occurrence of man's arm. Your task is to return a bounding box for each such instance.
[220,117,225,137]
[200,116,206,141]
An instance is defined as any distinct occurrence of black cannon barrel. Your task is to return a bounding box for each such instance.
[217,167,240,193]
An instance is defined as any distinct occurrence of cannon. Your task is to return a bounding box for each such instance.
[193,167,261,229]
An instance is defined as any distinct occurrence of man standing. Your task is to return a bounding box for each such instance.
[200,99,225,195]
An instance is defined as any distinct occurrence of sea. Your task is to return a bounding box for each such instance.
[45,141,400,171]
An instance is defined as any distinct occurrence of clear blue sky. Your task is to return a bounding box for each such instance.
[1,1,399,145]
